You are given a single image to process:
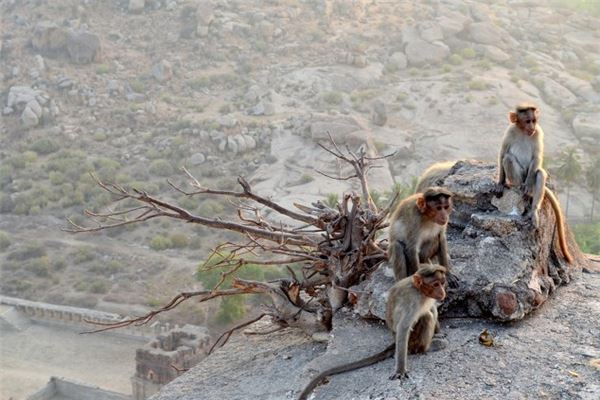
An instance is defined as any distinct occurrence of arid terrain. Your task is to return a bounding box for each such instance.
[1,0,599,398]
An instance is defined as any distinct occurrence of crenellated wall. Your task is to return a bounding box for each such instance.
[0,295,178,339]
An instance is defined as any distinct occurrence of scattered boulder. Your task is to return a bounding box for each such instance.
[66,31,101,64]
[190,153,206,165]
[417,21,444,42]
[538,77,578,108]
[6,86,49,128]
[196,1,215,37]
[152,59,173,82]
[31,22,69,56]
[468,22,506,49]
[404,38,450,66]
[354,160,589,322]
[128,0,145,14]
[388,52,407,70]
[572,112,600,146]
[371,100,387,127]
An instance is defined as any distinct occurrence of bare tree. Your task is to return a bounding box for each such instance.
[66,137,394,342]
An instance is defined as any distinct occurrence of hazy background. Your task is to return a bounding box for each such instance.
[1,0,599,398]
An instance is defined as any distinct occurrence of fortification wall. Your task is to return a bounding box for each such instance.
[0,295,179,339]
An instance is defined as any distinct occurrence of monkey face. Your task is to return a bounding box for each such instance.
[415,273,447,300]
[517,109,538,136]
[426,198,452,225]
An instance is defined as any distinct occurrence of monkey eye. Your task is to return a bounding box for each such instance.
[444,205,450,210]
[433,282,441,287]
[436,206,442,211]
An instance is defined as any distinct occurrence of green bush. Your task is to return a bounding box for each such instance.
[468,79,489,90]
[460,48,477,59]
[149,159,175,177]
[24,256,51,277]
[321,91,343,106]
[30,138,60,155]
[72,246,95,264]
[7,241,46,261]
[170,233,189,248]
[448,54,463,65]
[215,295,246,325]
[150,235,172,250]
[573,223,600,254]
[89,280,109,294]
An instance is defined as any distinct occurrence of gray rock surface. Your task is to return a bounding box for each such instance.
[150,263,600,400]
[355,161,589,322]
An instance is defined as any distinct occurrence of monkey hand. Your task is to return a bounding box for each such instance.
[492,183,505,198]
[389,371,409,380]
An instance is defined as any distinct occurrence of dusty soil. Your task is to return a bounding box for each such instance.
[151,261,600,400]
[0,314,143,399]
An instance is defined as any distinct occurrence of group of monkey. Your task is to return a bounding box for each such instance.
[297,103,574,399]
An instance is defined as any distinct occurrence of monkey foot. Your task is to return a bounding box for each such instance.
[389,372,409,380]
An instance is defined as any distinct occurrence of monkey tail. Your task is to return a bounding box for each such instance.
[297,344,395,400]
[544,187,573,264]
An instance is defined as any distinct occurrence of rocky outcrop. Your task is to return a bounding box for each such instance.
[354,160,589,322]
[31,22,101,64]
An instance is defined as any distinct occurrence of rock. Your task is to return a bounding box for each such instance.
[371,100,387,127]
[21,106,39,128]
[190,153,206,165]
[66,31,101,64]
[436,11,470,37]
[226,136,238,154]
[152,59,173,82]
[388,52,407,70]
[128,0,145,13]
[417,21,444,42]
[404,38,449,66]
[354,160,589,322]
[196,1,215,28]
[468,22,505,48]
[538,77,577,108]
[31,22,69,56]
[478,44,510,63]
[233,134,247,153]
[572,112,600,143]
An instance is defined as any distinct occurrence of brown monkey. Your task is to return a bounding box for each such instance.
[415,161,456,193]
[297,265,447,400]
[495,103,573,263]
[388,187,454,282]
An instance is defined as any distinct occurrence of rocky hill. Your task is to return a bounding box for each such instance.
[1,0,599,324]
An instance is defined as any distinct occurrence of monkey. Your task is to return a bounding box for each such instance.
[297,265,447,400]
[388,187,456,285]
[415,161,456,193]
[494,103,573,263]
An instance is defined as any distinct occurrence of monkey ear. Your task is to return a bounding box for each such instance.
[509,112,518,123]
[534,108,540,118]
[416,196,426,212]
[412,274,422,289]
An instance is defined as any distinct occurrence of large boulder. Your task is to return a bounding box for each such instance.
[404,38,450,66]
[31,22,69,56]
[354,160,589,322]
[66,31,101,64]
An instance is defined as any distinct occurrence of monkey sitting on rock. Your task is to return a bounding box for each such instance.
[494,103,572,263]
[297,264,448,400]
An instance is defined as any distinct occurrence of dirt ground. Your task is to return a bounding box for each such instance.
[0,315,143,400]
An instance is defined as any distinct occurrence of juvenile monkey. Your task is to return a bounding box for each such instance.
[495,103,573,263]
[388,187,454,282]
[297,265,447,400]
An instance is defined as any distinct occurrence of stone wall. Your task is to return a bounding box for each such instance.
[0,295,177,339]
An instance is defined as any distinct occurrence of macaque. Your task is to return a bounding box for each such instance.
[388,187,454,282]
[297,265,447,400]
[415,161,456,193]
[495,103,573,263]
